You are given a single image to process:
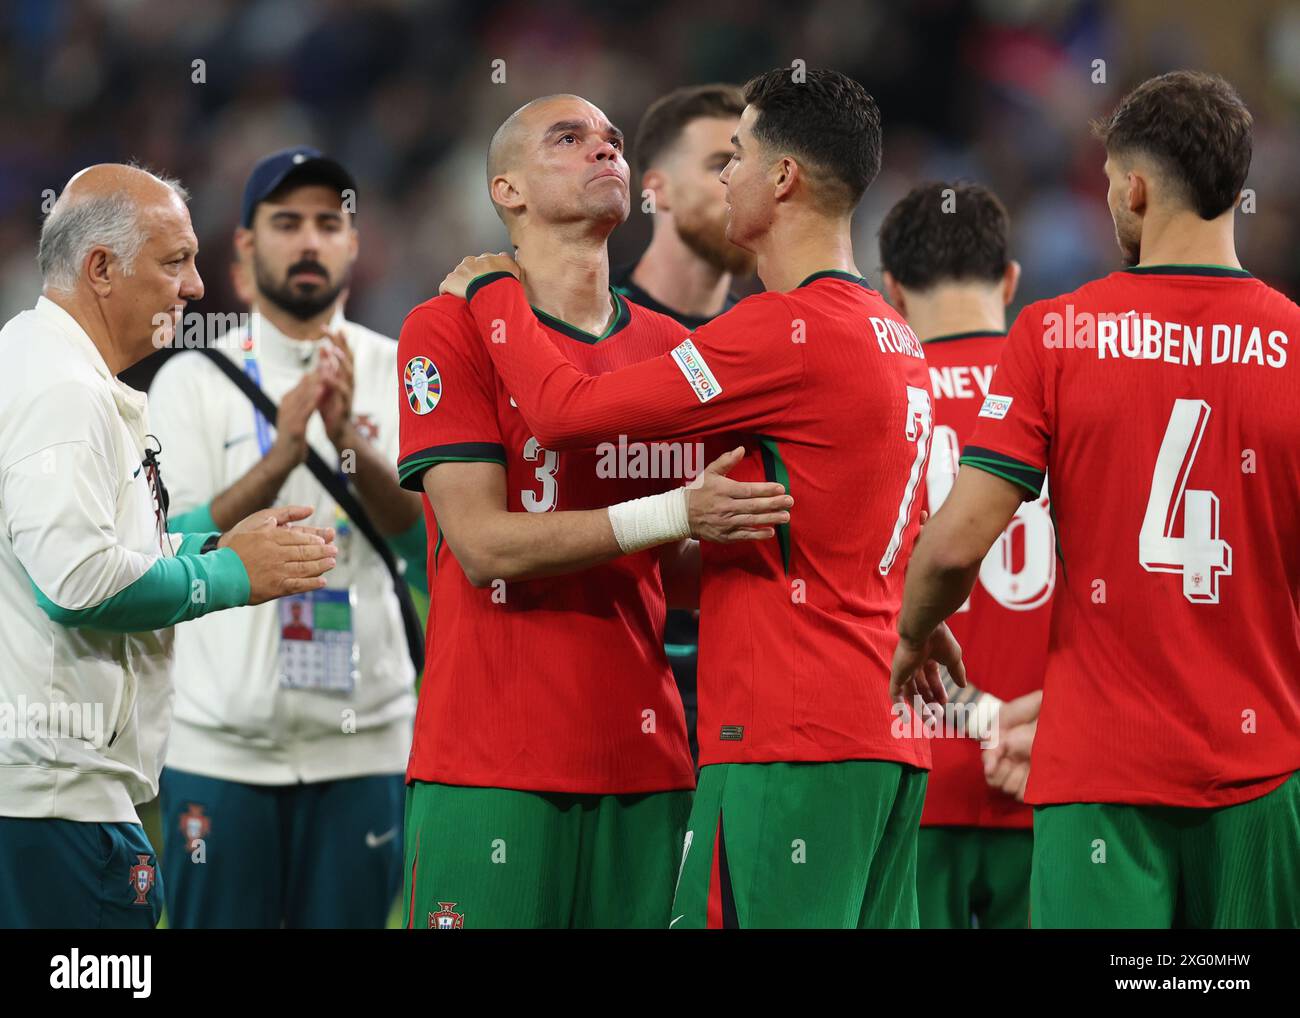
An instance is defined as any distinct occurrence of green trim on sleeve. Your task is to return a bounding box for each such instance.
[959,446,1045,500]
[167,501,218,535]
[464,271,518,304]
[31,548,250,631]
[397,443,508,492]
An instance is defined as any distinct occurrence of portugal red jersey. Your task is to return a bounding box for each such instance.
[466,270,933,770]
[396,291,695,794]
[964,265,1300,808]
[919,331,1053,829]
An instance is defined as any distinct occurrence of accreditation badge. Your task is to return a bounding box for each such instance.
[276,588,359,695]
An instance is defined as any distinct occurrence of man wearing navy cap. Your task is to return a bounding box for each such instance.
[148,147,422,928]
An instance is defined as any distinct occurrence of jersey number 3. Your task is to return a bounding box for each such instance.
[522,436,559,512]
[1139,398,1232,603]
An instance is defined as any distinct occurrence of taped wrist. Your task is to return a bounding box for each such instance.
[607,487,691,554]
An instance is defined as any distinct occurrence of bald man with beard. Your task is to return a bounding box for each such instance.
[0,164,336,929]
[395,96,792,928]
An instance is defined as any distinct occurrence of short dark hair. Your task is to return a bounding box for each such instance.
[633,83,745,179]
[878,182,1010,290]
[742,67,881,213]
[1091,70,1252,220]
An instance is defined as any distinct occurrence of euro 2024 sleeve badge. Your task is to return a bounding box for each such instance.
[404,356,442,415]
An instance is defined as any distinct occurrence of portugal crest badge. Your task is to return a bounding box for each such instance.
[129,855,156,905]
[429,902,465,929]
[179,804,210,851]
[404,356,441,415]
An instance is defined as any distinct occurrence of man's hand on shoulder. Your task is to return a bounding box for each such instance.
[439,252,521,300]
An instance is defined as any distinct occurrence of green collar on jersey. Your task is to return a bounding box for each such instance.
[531,288,631,344]
[797,269,872,289]
[1124,263,1252,278]
[922,329,1008,344]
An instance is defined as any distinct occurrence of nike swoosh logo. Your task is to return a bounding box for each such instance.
[669,914,685,928]
[365,827,398,849]
[224,433,255,449]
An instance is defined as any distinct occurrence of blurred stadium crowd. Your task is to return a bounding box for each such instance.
[1,0,1298,379]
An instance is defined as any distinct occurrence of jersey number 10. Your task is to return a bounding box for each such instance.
[924,423,1056,612]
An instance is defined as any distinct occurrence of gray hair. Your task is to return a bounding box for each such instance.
[38,170,190,292]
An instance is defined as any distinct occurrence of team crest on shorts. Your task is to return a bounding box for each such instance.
[129,855,156,905]
[429,902,464,928]
[179,804,210,851]
[404,356,442,415]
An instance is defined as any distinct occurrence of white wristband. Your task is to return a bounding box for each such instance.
[607,487,692,554]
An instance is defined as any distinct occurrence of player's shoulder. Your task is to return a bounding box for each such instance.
[711,288,798,327]
[398,295,484,356]
[401,294,478,336]
[1243,275,1300,324]
[778,273,905,321]
[622,296,689,340]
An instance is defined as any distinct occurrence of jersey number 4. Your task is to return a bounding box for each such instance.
[1139,398,1232,603]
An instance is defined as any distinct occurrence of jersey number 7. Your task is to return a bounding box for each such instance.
[1138,398,1232,603]
[879,385,933,575]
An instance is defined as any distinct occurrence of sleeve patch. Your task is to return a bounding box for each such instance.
[670,338,723,404]
[977,393,1013,420]
[403,356,442,415]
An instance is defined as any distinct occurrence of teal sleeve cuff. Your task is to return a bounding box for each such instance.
[175,530,221,556]
[168,502,218,534]
[32,548,251,631]
[204,547,252,612]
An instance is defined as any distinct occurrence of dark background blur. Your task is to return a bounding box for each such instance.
[2,0,1296,390]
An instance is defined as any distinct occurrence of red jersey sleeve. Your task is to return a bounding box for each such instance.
[397,300,506,493]
[960,302,1051,499]
[465,272,804,448]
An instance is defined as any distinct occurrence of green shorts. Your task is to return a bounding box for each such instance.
[1031,770,1300,928]
[670,760,927,929]
[916,826,1032,929]
[402,781,691,929]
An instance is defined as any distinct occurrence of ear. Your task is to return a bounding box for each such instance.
[1126,170,1148,216]
[490,173,525,215]
[882,271,906,315]
[641,168,669,214]
[233,226,254,260]
[773,156,798,202]
[1001,260,1021,308]
[84,246,114,297]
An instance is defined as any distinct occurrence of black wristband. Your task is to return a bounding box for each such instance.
[200,534,221,554]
